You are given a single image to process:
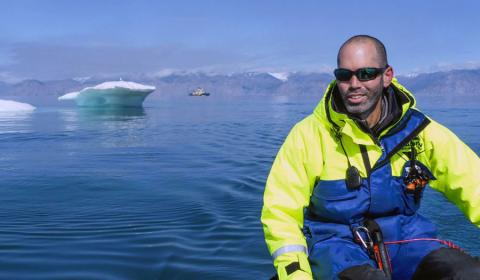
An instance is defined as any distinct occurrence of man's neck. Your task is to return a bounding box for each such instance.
[365,99,383,128]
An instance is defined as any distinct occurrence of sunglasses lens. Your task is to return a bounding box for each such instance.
[358,68,380,81]
[334,69,353,81]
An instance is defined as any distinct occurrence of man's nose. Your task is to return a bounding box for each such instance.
[349,74,362,88]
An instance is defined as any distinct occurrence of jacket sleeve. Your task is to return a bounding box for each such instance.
[424,120,480,226]
[261,124,319,279]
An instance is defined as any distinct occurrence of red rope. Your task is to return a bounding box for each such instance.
[384,238,462,251]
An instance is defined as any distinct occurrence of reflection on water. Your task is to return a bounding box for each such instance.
[77,107,146,118]
[0,110,35,134]
[57,107,150,149]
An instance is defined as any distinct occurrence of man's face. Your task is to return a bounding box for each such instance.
[336,42,389,119]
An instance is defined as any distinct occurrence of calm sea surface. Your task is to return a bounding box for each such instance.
[0,97,479,279]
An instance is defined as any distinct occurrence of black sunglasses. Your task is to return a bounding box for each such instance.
[334,66,388,82]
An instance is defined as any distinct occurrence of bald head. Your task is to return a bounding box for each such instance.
[337,35,388,68]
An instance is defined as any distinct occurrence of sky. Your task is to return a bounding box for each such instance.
[0,0,479,81]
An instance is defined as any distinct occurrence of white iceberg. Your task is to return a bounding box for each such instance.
[0,99,36,112]
[58,80,156,107]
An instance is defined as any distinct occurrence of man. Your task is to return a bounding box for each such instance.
[261,35,480,280]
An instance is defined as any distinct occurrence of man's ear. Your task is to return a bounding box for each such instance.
[383,66,394,88]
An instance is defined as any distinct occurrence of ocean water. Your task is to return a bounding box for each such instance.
[0,97,478,279]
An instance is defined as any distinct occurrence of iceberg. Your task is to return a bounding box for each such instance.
[0,99,36,112]
[58,81,156,107]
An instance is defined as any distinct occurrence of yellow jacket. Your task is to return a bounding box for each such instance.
[261,79,480,279]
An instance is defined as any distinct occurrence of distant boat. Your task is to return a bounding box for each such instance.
[189,87,210,96]
[58,81,155,107]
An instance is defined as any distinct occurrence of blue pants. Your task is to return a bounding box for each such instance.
[336,247,480,280]
[309,237,444,280]
[304,214,445,280]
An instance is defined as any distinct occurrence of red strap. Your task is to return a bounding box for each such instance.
[384,238,462,250]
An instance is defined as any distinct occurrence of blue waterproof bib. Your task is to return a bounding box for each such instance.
[304,109,444,280]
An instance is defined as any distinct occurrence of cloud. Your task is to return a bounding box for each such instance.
[405,61,480,76]
[0,41,342,81]
[0,71,24,83]
[0,42,254,80]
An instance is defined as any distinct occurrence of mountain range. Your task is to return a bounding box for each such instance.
[0,69,479,105]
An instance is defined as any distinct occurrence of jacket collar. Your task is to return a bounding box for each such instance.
[313,78,416,145]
